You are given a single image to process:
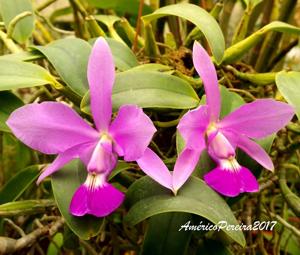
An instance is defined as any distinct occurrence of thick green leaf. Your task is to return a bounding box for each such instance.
[105,38,139,71]
[0,60,57,91]
[142,3,225,63]
[223,21,300,64]
[81,70,199,113]
[0,50,43,62]
[129,63,174,74]
[32,38,139,96]
[51,160,103,240]
[0,91,23,132]
[125,176,246,246]
[0,199,55,216]
[276,71,300,119]
[47,233,64,255]
[0,0,34,43]
[32,38,91,97]
[0,165,41,204]
[86,0,152,15]
[195,239,233,255]
[141,213,192,255]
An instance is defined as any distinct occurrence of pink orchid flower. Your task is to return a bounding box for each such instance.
[136,42,294,197]
[7,38,156,217]
[176,42,294,197]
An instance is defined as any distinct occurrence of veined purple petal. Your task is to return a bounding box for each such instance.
[193,42,220,120]
[87,135,117,174]
[177,105,209,150]
[88,37,115,131]
[204,166,259,197]
[236,135,274,171]
[173,148,202,192]
[109,105,156,161]
[220,99,294,139]
[37,142,96,184]
[136,148,173,190]
[6,102,98,154]
[70,175,124,217]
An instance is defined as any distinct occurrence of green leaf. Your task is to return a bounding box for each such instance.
[31,38,91,97]
[141,213,192,255]
[105,38,139,71]
[0,165,41,204]
[276,71,300,119]
[142,3,225,63]
[0,60,58,91]
[129,63,174,74]
[86,0,152,16]
[0,50,43,62]
[125,176,246,247]
[0,199,55,216]
[0,91,23,132]
[81,70,199,114]
[0,0,34,43]
[51,160,103,240]
[223,21,300,64]
[196,239,233,255]
[47,233,64,255]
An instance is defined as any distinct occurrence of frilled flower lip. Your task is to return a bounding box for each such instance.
[6,37,157,217]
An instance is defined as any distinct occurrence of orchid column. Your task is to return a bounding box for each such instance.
[7,38,156,217]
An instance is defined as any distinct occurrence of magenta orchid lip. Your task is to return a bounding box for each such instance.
[6,37,156,217]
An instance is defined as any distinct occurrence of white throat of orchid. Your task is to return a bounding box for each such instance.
[84,173,106,190]
[219,157,241,172]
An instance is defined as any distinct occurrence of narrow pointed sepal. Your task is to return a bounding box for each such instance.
[204,165,259,197]
[69,176,124,217]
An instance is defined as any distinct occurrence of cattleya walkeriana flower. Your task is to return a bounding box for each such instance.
[177,42,295,197]
[137,42,295,197]
[7,37,156,217]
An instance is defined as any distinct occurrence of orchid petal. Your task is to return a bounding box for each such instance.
[193,42,220,120]
[220,99,294,139]
[69,182,124,217]
[236,135,274,171]
[204,166,259,197]
[37,142,96,184]
[109,105,156,161]
[7,102,98,154]
[136,148,173,190]
[173,148,202,192]
[88,37,115,131]
[177,105,209,150]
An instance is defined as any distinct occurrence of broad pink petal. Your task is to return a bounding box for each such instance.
[136,148,173,190]
[193,42,220,120]
[7,102,98,154]
[88,37,115,131]
[177,105,209,150]
[204,166,259,197]
[236,135,274,171]
[69,182,124,217]
[109,105,156,161]
[173,148,202,192]
[37,142,96,184]
[220,99,294,139]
